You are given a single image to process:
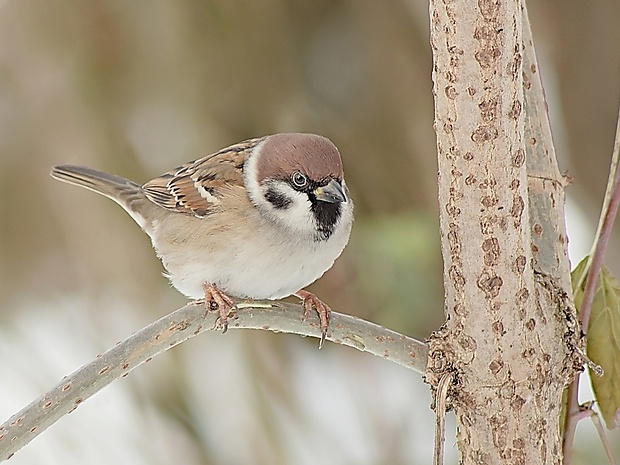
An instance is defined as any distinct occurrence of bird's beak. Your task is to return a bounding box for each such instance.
[314,179,347,203]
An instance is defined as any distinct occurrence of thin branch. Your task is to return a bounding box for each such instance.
[564,403,617,465]
[0,300,428,461]
[578,129,620,328]
[433,373,452,465]
[590,407,619,465]
[574,110,620,291]
[563,102,620,463]
[562,380,581,465]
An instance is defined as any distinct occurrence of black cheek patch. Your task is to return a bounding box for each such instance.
[265,188,293,209]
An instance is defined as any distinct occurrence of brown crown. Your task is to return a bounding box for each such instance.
[254,133,343,183]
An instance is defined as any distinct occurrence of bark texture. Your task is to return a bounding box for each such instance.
[427,1,580,463]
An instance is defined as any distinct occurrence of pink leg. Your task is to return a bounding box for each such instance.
[203,283,235,333]
[295,290,332,349]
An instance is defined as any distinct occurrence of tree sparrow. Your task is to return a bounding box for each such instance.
[51,133,354,348]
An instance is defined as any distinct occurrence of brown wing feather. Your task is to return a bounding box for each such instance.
[142,137,263,217]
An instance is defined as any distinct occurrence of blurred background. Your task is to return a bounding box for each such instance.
[0,1,619,464]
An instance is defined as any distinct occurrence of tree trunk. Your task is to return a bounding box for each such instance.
[426,1,582,463]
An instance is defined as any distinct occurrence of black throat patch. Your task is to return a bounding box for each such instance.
[309,194,342,241]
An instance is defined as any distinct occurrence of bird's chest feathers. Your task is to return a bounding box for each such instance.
[148,205,348,300]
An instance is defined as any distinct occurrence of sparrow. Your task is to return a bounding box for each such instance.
[51,133,353,348]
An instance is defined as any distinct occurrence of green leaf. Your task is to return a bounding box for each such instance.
[572,258,620,429]
[570,256,589,295]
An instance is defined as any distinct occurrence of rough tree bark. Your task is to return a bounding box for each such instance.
[426,1,582,464]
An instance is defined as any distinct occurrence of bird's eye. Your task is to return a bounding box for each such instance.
[291,171,308,189]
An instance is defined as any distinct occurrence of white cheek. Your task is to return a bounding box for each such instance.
[263,184,317,235]
[243,143,317,236]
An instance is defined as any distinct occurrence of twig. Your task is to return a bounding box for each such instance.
[577,169,620,329]
[433,373,452,465]
[0,300,428,461]
[587,404,619,465]
[563,380,581,465]
[563,102,620,463]
[574,112,620,292]
[566,403,617,465]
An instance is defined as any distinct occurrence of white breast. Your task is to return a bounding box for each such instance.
[147,196,353,300]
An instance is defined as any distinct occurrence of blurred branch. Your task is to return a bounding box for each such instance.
[0,300,428,461]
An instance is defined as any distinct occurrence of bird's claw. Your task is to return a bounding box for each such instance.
[296,290,331,349]
[203,283,235,334]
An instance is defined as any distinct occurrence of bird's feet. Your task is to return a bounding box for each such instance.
[295,290,331,349]
[203,283,235,333]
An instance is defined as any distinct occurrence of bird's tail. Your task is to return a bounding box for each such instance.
[50,165,150,229]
